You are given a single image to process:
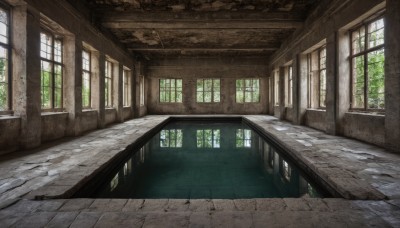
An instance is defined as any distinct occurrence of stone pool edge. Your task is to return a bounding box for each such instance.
[28,115,386,200]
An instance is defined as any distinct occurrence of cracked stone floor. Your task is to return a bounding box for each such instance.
[0,115,400,227]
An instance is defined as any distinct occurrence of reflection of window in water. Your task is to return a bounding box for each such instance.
[281,160,291,182]
[123,163,128,176]
[160,129,183,147]
[110,173,119,191]
[236,129,252,148]
[197,129,220,148]
[307,183,319,197]
[268,149,275,168]
[139,147,145,163]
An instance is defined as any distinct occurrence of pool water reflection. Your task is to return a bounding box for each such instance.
[92,121,327,199]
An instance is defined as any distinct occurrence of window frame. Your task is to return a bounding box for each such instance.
[82,49,91,109]
[235,78,260,103]
[287,65,293,107]
[140,75,145,106]
[123,68,131,107]
[0,3,11,113]
[274,71,279,106]
[40,29,64,112]
[105,60,113,108]
[306,45,327,109]
[349,15,385,112]
[196,78,221,103]
[318,46,327,109]
[159,78,183,103]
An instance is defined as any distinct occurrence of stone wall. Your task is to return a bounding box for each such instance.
[0,0,137,154]
[268,0,399,151]
[147,57,268,115]
[41,113,69,143]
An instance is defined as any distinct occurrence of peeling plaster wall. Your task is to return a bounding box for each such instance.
[304,110,326,132]
[123,107,133,120]
[343,113,385,147]
[0,117,21,154]
[41,113,69,143]
[105,109,117,126]
[147,57,268,115]
[80,110,98,134]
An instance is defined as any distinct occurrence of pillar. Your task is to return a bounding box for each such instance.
[279,66,285,120]
[385,0,400,153]
[12,4,41,149]
[325,33,337,135]
[293,54,308,125]
[114,63,123,123]
[64,35,82,136]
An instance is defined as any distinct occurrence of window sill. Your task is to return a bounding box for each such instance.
[345,111,385,117]
[82,109,97,113]
[306,108,326,112]
[0,115,20,120]
[41,112,68,116]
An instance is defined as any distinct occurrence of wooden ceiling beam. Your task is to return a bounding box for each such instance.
[101,11,305,23]
[103,21,303,29]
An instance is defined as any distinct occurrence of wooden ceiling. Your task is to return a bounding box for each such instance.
[74,0,320,59]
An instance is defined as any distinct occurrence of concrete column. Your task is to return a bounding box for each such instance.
[294,54,308,125]
[385,0,400,153]
[130,65,137,117]
[133,62,142,118]
[92,52,106,128]
[336,30,351,135]
[325,33,337,135]
[12,4,41,149]
[278,67,285,120]
[114,63,124,123]
[265,76,270,114]
[64,35,82,136]
[268,75,274,115]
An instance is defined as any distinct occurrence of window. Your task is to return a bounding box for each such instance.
[123,69,131,107]
[274,71,279,105]
[236,79,260,103]
[159,78,182,103]
[160,129,183,148]
[319,47,327,108]
[40,32,63,110]
[307,46,326,108]
[140,75,144,106]
[351,17,385,110]
[196,129,220,148]
[196,79,220,103]
[236,129,252,148]
[82,50,91,108]
[105,60,113,107]
[287,66,293,107]
[0,6,10,111]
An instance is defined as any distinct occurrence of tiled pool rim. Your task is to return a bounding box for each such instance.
[28,115,386,201]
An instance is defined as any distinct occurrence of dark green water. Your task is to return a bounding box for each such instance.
[92,121,326,199]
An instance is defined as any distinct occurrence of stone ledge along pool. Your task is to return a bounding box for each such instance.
[74,120,331,199]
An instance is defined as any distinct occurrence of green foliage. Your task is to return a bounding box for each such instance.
[0,57,7,110]
[236,79,259,103]
[160,79,182,103]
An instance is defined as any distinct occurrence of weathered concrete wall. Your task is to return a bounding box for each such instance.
[41,113,68,143]
[268,0,390,149]
[105,109,117,126]
[80,111,98,134]
[343,113,385,147]
[285,107,293,122]
[0,117,21,154]
[273,106,280,118]
[304,110,326,132]
[0,0,136,154]
[123,107,133,120]
[147,57,268,115]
